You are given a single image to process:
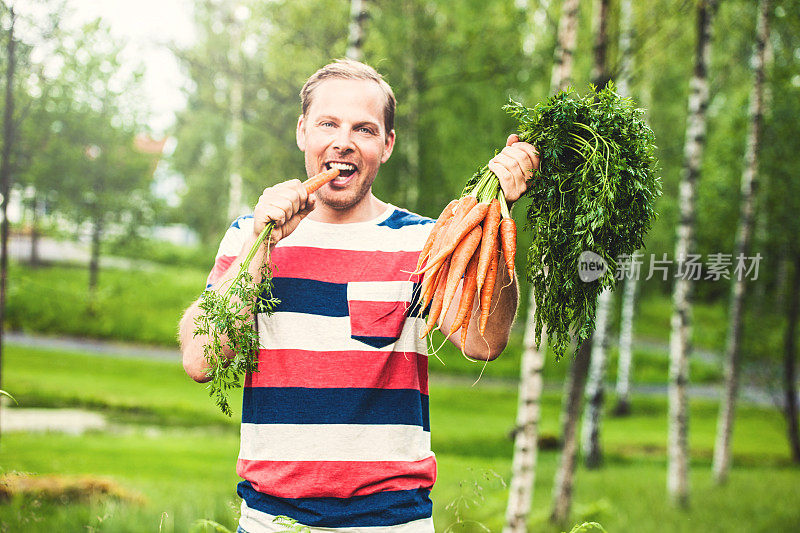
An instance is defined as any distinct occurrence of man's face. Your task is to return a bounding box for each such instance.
[296,78,395,211]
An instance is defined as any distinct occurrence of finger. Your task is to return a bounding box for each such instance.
[506,134,520,147]
[512,142,540,173]
[495,151,528,184]
[285,178,309,207]
[272,185,303,215]
[488,160,515,199]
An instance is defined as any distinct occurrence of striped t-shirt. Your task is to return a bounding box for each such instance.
[206,205,436,532]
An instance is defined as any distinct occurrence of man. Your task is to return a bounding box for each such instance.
[179,59,538,532]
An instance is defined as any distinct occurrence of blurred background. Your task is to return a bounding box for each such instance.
[0,0,799,531]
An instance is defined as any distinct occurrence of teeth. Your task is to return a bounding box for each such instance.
[329,162,355,171]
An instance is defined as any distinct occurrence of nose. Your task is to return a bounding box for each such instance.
[332,127,355,153]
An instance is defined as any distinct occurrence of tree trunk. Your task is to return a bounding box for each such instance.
[550,338,592,525]
[712,0,770,485]
[88,217,104,295]
[505,0,579,528]
[783,255,800,463]
[590,0,610,89]
[581,289,612,468]
[30,196,40,266]
[576,0,613,470]
[612,0,636,418]
[615,0,634,97]
[0,6,17,444]
[614,276,636,415]
[667,0,718,508]
[346,0,368,62]
[550,0,580,94]
[503,292,546,533]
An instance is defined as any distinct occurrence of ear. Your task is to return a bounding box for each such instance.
[296,115,306,151]
[381,129,396,163]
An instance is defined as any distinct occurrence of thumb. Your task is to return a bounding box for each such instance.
[506,134,520,147]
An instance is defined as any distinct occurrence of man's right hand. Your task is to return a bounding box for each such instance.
[254,178,316,243]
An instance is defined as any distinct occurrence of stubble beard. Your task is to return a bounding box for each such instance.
[314,173,376,211]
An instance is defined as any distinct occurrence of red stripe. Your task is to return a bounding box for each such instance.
[237,457,437,499]
[348,300,408,338]
[246,349,428,394]
[271,247,420,283]
[207,254,236,286]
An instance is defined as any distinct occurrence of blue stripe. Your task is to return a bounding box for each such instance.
[238,481,432,528]
[242,387,430,430]
[378,209,434,229]
[230,214,254,229]
[267,277,348,316]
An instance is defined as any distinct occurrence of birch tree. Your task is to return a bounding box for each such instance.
[505,0,576,530]
[581,288,612,468]
[712,0,771,485]
[578,0,612,470]
[346,0,368,61]
[550,0,609,521]
[612,0,636,417]
[668,0,718,507]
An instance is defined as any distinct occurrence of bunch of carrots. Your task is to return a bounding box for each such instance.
[413,166,517,347]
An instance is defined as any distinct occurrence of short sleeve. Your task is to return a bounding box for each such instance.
[205,215,254,290]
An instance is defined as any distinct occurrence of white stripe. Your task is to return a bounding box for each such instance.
[216,217,253,258]
[239,501,435,533]
[239,424,433,462]
[257,312,428,353]
[347,281,413,302]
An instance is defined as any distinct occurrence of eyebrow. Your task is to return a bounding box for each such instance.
[317,115,380,131]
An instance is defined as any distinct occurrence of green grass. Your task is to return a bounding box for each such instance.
[6,262,206,346]
[1,345,798,532]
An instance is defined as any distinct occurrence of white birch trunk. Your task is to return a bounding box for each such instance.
[615,275,636,415]
[668,0,718,508]
[505,0,579,528]
[550,339,592,524]
[551,0,609,521]
[581,289,612,468]
[712,0,770,485]
[346,0,367,62]
[612,0,637,417]
[504,292,546,533]
[550,0,580,94]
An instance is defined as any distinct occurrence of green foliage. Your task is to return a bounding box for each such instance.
[194,225,278,416]
[5,262,205,346]
[508,84,660,358]
[565,522,607,533]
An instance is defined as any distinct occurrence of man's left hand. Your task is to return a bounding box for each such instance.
[487,134,539,204]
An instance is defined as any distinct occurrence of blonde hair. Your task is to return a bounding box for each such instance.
[300,59,396,133]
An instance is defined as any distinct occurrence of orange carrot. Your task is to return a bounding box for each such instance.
[449,251,479,336]
[417,199,459,271]
[460,308,471,348]
[479,245,500,336]
[437,196,477,251]
[441,224,483,319]
[415,201,490,275]
[420,258,450,338]
[476,199,502,292]
[499,217,517,282]
[302,168,340,194]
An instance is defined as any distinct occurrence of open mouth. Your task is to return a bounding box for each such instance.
[325,161,358,178]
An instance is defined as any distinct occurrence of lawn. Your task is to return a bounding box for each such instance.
[1,345,798,532]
